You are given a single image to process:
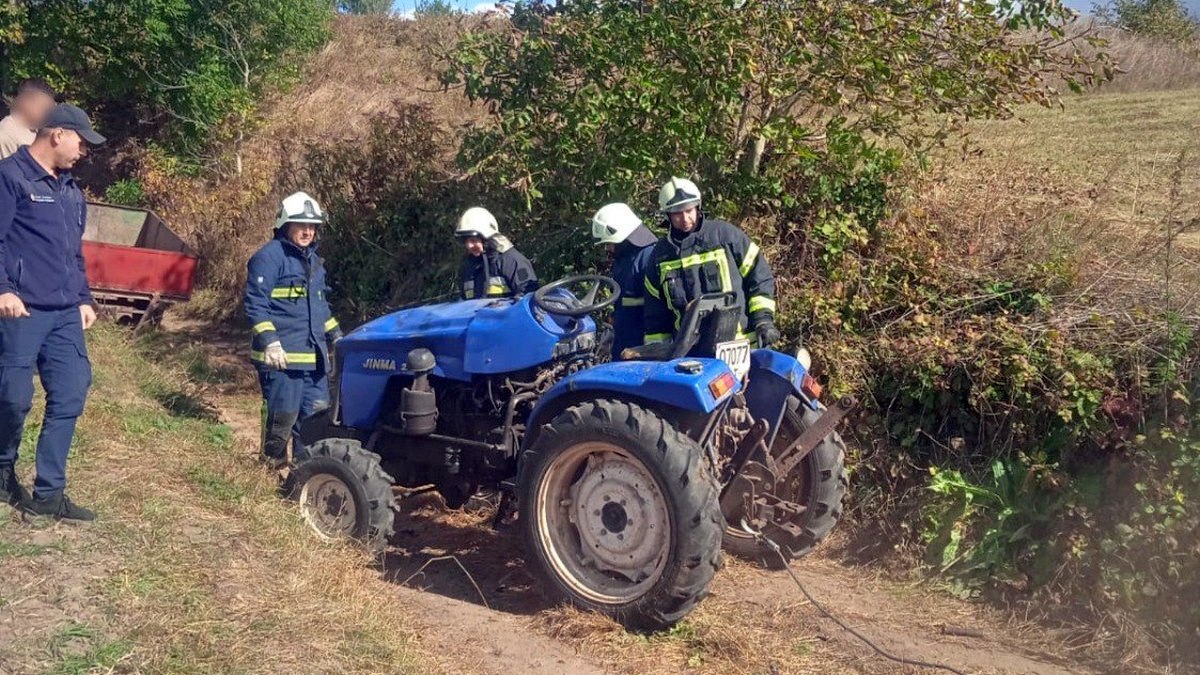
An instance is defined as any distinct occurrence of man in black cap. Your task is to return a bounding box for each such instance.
[0,103,106,521]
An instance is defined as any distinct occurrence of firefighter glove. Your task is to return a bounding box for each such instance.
[263,341,289,370]
[754,319,781,349]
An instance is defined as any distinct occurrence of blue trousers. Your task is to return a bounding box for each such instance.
[0,307,92,498]
[256,365,329,462]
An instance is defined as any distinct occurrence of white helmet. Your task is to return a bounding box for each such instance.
[456,206,499,240]
[658,177,701,213]
[591,202,643,245]
[274,191,325,230]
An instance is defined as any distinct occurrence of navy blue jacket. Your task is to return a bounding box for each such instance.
[459,236,538,299]
[611,239,656,359]
[0,147,92,310]
[244,233,339,372]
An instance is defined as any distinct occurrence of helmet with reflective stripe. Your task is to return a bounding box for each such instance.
[590,202,643,245]
[657,177,701,213]
[456,207,499,240]
[274,191,325,230]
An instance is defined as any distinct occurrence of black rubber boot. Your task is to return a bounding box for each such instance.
[260,409,299,468]
[0,465,30,507]
[23,491,95,522]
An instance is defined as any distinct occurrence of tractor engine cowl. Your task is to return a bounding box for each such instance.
[397,349,438,435]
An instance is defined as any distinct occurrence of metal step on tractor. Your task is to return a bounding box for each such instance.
[290,274,851,631]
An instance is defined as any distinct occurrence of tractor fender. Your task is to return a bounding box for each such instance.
[744,349,820,449]
[527,359,741,441]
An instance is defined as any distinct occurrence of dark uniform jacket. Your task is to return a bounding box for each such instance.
[459,235,538,299]
[244,232,340,372]
[642,214,775,344]
[610,228,657,358]
[0,147,92,310]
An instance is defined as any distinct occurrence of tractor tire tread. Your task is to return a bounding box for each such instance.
[520,399,723,632]
[293,438,396,556]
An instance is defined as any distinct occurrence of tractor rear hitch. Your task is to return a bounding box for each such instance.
[773,396,856,478]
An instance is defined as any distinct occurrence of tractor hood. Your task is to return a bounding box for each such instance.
[338,294,596,383]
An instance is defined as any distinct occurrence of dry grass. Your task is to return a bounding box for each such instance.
[0,324,437,674]
[924,86,1200,330]
[1091,28,1200,94]
[138,13,485,320]
[912,83,1200,673]
[266,14,482,148]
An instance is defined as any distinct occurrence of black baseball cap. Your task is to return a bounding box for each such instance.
[42,104,106,145]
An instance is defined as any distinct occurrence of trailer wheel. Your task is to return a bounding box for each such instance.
[519,399,723,631]
[288,438,395,556]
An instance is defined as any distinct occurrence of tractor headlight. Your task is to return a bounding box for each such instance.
[796,347,813,370]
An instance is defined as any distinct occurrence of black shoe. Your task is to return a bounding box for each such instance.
[0,466,30,507]
[23,492,95,522]
[258,453,288,469]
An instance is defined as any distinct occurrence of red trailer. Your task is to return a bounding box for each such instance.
[82,202,199,328]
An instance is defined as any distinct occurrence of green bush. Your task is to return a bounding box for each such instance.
[7,0,332,164]
[304,104,468,322]
[104,179,145,207]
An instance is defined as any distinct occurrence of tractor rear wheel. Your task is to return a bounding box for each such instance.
[288,438,396,556]
[722,397,848,568]
[519,400,723,632]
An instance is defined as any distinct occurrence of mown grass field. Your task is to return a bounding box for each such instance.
[928,87,1200,249]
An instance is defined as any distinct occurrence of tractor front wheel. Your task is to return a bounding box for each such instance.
[519,400,723,632]
[288,438,396,556]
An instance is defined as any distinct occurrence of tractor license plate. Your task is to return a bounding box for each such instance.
[715,339,751,380]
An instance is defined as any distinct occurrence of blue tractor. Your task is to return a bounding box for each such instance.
[291,274,851,630]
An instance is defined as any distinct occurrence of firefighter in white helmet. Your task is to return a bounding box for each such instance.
[455,206,538,299]
[590,202,658,358]
[243,191,341,467]
[642,177,779,349]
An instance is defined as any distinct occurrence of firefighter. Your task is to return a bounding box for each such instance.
[590,202,657,359]
[643,177,780,349]
[244,191,341,468]
[455,207,538,299]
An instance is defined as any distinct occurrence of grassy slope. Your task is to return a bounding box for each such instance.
[944,88,1200,240]
[0,325,433,675]
[931,85,1195,248]
[920,86,1200,334]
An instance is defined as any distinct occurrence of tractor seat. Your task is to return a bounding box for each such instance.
[620,341,676,362]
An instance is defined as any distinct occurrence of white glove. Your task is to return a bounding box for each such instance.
[263,341,289,370]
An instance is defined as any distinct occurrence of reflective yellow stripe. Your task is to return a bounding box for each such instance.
[464,288,476,299]
[324,317,339,332]
[252,321,276,335]
[250,350,318,364]
[643,276,660,298]
[486,285,507,296]
[739,242,760,277]
[271,287,307,299]
[621,296,645,307]
[657,249,732,329]
[657,249,732,290]
[749,296,776,314]
[644,332,671,344]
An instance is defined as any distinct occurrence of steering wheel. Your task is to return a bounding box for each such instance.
[532,274,621,318]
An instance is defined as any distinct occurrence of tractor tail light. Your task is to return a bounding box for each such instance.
[801,374,823,400]
[708,372,736,399]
